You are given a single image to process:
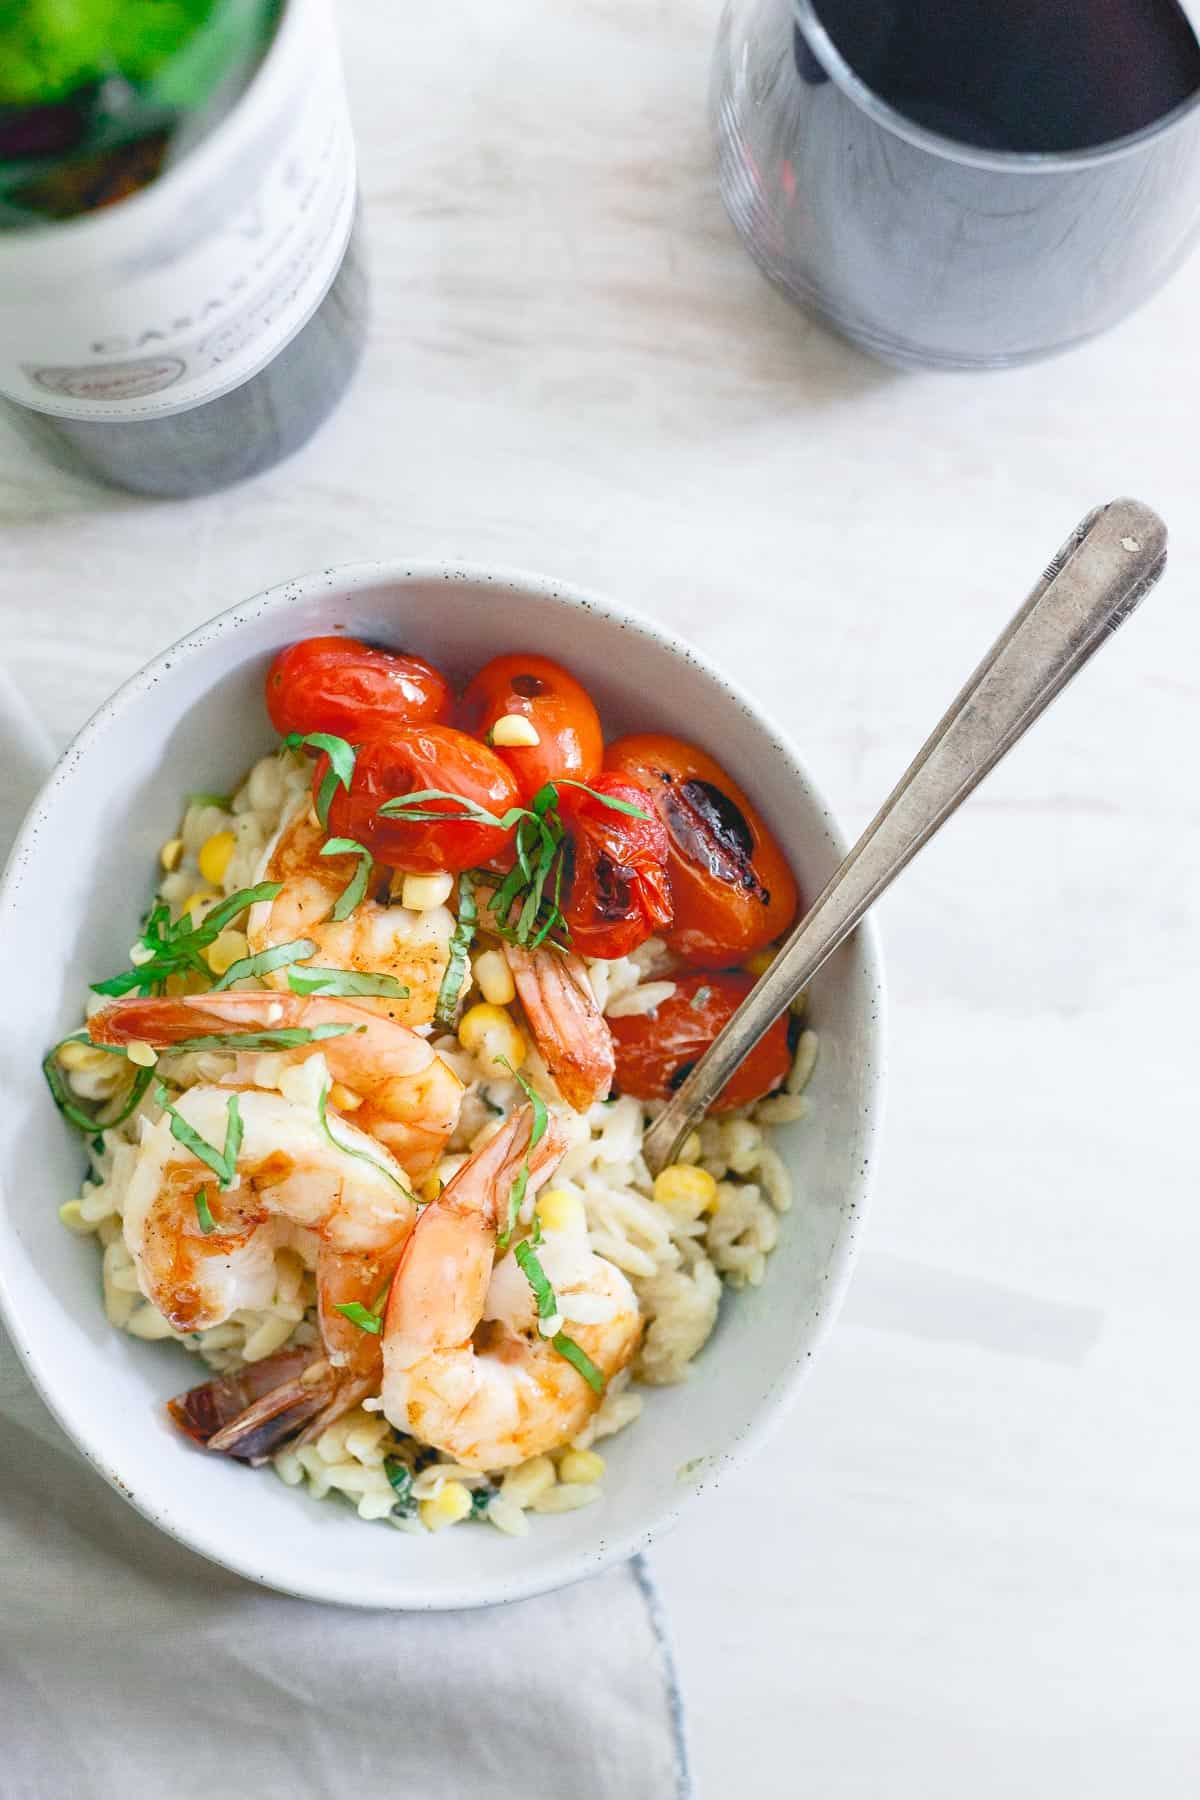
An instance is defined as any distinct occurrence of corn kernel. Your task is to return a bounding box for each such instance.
[473,948,516,1007]
[328,1081,362,1113]
[652,1163,719,1218]
[401,870,454,911]
[180,890,215,923]
[558,1448,606,1485]
[536,1188,586,1235]
[420,1173,444,1205]
[458,1002,526,1072]
[159,836,184,872]
[744,946,777,978]
[197,830,237,887]
[419,1480,473,1532]
[204,928,248,977]
[56,1039,107,1073]
[125,1041,158,1069]
[490,712,540,748]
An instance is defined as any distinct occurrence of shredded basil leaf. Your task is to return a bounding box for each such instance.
[552,1332,606,1393]
[497,1164,529,1254]
[333,1301,383,1335]
[385,1459,417,1515]
[434,871,476,1030]
[194,1185,216,1234]
[281,732,357,828]
[42,1038,152,1136]
[210,937,316,992]
[494,1061,549,1249]
[90,881,283,998]
[287,967,409,999]
[498,1057,548,1150]
[107,1067,155,1127]
[554,779,650,819]
[513,1238,558,1321]
[155,1085,242,1189]
[167,1023,361,1055]
[376,788,525,831]
[197,882,282,938]
[376,779,643,956]
[43,1045,113,1134]
[187,792,232,810]
[469,1484,496,1518]
[320,837,374,923]
[316,1082,413,1198]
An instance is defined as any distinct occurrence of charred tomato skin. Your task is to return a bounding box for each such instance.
[266,637,453,740]
[458,653,603,810]
[603,734,799,967]
[319,724,520,873]
[610,970,791,1112]
[560,772,673,960]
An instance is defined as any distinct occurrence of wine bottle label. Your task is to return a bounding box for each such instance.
[0,0,355,422]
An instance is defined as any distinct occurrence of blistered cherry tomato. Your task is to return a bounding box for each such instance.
[265,637,452,740]
[603,735,798,967]
[321,725,520,874]
[610,971,791,1112]
[560,773,673,960]
[458,653,603,809]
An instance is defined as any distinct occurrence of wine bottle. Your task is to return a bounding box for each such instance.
[0,0,366,498]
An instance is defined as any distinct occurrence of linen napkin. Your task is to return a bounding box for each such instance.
[0,666,690,1800]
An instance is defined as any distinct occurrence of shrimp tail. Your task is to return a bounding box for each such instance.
[503,944,614,1112]
[166,1348,326,1462]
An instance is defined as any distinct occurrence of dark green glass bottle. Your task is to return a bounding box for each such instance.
[0,0,366,496]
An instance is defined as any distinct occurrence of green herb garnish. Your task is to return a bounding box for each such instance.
[316,1081,413,1199]
[42,1035,153,1136]
[494,1060,549,1250]
[166,1022,361,1055]
[376,788,526,830]
[210,937,316,992]
[187,792,232,811]
[155,1084,242,1189]
[91,881,282,999]
[385,1459,417,1515]
[480,779,648,953]
[433,871,476,1030]
[469,1484,496,1519]
[333,1301,383,1335]
[501,1060,549,1151]
[320,837,374,922]
[287,967,409,1000]
[553,779,649,819]
[281,731,357,828]
[552,1332,606,1394]
[380,779,646,953]
[511,1240,606,1394]
[513,1239,559,1325]
[194,1185,216,1234]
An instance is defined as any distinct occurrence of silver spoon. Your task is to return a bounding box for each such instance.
[642,497,1167,1175]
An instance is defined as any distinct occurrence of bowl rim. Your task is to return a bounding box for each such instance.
[0,558,886,1610]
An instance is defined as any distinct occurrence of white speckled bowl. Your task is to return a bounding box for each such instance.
[0,564,884,1609]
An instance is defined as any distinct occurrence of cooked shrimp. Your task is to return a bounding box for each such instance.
[503,942,615,1112]
[381,1107,640,1467]
[120,1085,416,1454]
[245,803,453,1028]
[90,991,462,1179]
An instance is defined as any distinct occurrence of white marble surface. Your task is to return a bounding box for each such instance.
[2,2,1199,1791]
